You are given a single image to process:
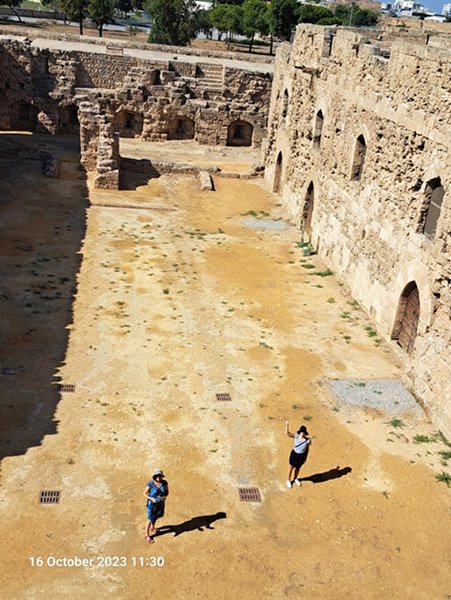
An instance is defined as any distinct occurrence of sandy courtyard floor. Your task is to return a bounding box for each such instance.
[0,135,450,599]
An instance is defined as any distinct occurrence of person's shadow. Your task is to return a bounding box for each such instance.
[300,466,352,484]
[154,512,227,538]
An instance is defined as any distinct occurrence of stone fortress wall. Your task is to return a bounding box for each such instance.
[264,25,451,434]
[0,29,273,187]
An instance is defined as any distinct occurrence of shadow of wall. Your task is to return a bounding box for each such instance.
[0,132,88,461]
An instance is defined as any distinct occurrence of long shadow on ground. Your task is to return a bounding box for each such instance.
[0,132,87,461]
[154,512,227,538]
[300,466,352,484]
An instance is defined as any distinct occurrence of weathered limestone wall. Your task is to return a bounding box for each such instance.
[264,25,451,434]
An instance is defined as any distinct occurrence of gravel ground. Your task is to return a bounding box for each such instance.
[241,218,289,230]
[328,379,423,416]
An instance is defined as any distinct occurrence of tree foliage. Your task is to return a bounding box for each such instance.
[60,0,89,34]
[297,4,334,24]
[210,3,243,46]
[270,0,298,40]
[146,0,199,46]
[242,0,269,52]
[88,0,115,37]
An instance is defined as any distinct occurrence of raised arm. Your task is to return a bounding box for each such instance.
[285,420,295,438]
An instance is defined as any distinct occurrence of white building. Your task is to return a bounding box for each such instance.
[442,2,451,14]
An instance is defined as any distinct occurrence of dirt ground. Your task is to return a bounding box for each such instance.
[0,133,450,599]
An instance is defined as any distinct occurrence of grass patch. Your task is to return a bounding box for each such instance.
[436,472,451,487]
[327,297,336,303]
[303,414,312,421]
[313,269,333,277]
[301,263,316,269]
[388,418,405,429]
[343,335,352,344]
[163,288,170,295]
[364,325,378,338]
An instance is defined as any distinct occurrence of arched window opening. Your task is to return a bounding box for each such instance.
[168,117,195,140]
[282,89,289,120]
[391,281,420,355]
[273,152,283,194]
[227,120,253,147]
[10,102,38,131]
[303,182,315,239]
[422,177,445,239]
[116,110,143,138]
[350,134,366,181]
[313,110,324,148]
[59,105,79,134]
[152,69,162,85]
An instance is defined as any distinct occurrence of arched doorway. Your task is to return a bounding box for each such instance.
[10,102,38,131]
[59,105,80,134]
[116,110,143,138]
[391,281,420,354]
[168,117,195,140]
[303,181,314,238]
[226,120,253,147]
[273,152,283,193]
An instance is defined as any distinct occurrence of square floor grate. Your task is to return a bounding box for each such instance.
[58,384,75,393]
[238,487,261,502]
[39,490,61,504]
[2,368,16,375]
[216,393,231,401]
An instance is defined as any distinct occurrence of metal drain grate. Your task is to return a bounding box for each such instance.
[238,487,261,502]
[2,368,16,375]
[216,393,231,401]
[39,490,61,504]
[58,384,75,393]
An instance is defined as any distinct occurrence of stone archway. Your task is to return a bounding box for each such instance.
[391,281,420,354]
[226,120,253,147]
[273,152,283,194]
[168,117,195,140]
[59,105,80,134]
[115,109,143,138]
[10,102,38,131]
[303,181,315,238]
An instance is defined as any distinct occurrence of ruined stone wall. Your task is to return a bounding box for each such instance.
[0,34,272,187]
[264,25,451,434]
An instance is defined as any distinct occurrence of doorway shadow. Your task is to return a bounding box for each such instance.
[300,466,352,484]
[154,512,227,538]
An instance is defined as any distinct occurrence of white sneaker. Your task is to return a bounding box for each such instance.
[294,479,302,486]
[286,480,292,488]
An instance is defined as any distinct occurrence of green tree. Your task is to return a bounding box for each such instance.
[270,0,298,40]
[146,0,199,46]
[242,0,269,52]
[333,3,378,26]
[195,8,213,39]
[88,0,115,36]
[1,0,23,22]
[60,0,89,34]
[210,3,242,46]
[297,4,334,24]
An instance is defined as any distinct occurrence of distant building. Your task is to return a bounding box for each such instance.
[442,2,451,14]
[389,0,426,15]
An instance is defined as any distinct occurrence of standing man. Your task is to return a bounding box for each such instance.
[285,422,311,488]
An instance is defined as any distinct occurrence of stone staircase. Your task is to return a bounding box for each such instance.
[196,63,224,89]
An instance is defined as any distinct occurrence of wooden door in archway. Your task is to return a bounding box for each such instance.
[395,282,420,354]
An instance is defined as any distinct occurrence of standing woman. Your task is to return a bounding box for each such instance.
[143,469,169,543]
[286,422,311,488]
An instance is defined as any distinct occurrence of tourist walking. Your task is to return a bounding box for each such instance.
[143,469,169,543]
[285,422,311,488]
